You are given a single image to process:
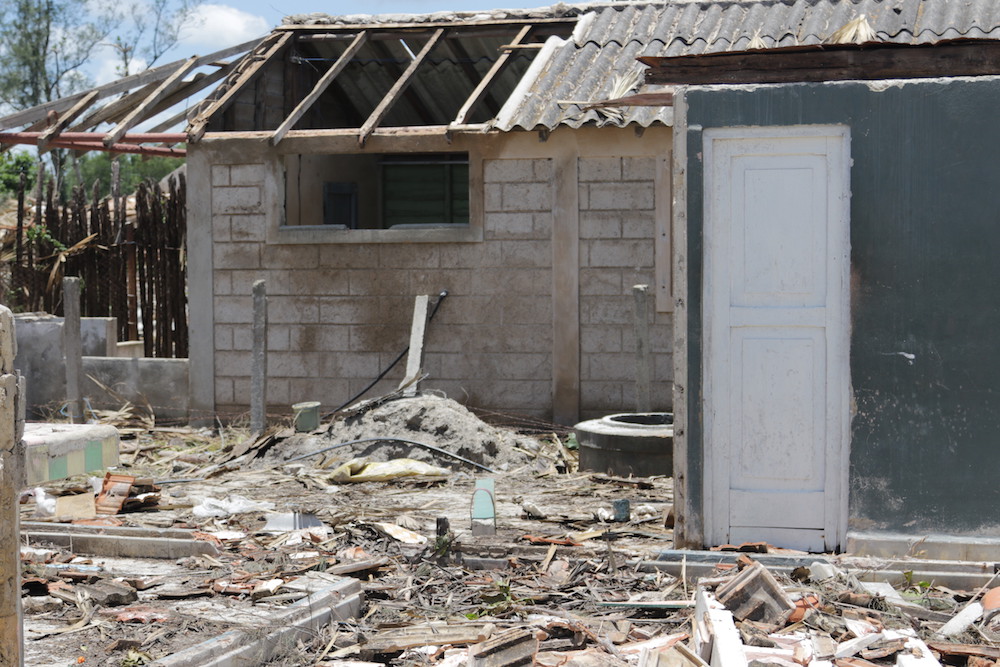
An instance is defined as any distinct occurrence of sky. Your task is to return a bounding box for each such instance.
[91,0,525,85]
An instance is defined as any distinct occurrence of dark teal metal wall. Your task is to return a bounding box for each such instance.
[684,77,1000,534]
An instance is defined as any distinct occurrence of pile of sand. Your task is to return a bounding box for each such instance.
[267,394,545,472]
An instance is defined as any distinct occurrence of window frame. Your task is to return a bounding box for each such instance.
[271,143,484,245]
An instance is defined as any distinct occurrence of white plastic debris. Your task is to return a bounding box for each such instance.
[33,487,56,517]
[191,494,276,518]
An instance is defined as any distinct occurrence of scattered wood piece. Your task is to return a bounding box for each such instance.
[468,627,539,666]
[925,641,1000,659]
[715,561,795,624]
[363,623,495,653]
[78,579,137,606]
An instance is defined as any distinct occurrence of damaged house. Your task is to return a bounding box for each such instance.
[183,3,679,426]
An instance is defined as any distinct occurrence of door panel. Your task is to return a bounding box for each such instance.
[703,127,850,552]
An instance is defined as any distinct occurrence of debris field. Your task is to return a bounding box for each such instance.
[19,394,1000,666]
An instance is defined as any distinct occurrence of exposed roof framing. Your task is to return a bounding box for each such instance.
[0,38,261,156]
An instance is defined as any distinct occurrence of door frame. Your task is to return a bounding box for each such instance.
[701,125,852,551]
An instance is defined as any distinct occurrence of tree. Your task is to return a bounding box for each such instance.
[0,0,111,111]
[110,0,196,77]
[63,152,184,198]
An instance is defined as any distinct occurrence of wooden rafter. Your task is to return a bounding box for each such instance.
[103,57,201,146]
[359,28,445,146]
[0,38,261,131]
[451,24,532,127]
[369,39,439,125]
[271,30,369,145]
[186,31,294,142]
[443,38,503,117]
[37,90,99,151]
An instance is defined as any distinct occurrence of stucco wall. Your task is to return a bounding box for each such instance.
[190,126,673,423]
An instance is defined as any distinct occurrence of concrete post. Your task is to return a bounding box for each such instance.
[633,284,652,413]
[63,277,83,423]
[0,306,24,666]
[250,280,267,434]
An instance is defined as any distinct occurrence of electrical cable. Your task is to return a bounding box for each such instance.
[327,290,449,415]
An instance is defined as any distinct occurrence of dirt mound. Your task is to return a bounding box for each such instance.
[267,394,544,472]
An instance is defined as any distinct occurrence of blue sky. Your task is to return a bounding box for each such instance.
[92,0,527,84]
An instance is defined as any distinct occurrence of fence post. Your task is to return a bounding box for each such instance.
[251,280,268,434]
[63,277,83,423]
[0,306,24,666]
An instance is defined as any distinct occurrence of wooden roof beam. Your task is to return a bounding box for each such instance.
[277,17,574,31]
[271,30,369,145]
[359,28,444,147]
[0,38,261,130]
[37,90,100,151]
[368,38,441,126]
[451,24,531,127]
[640,39,1000,85]
[103,57,201,146]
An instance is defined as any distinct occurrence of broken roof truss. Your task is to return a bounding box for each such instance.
[187,18,576,146]
[0,16,576,156]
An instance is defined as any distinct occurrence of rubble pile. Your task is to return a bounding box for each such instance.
[16,402,1000,666]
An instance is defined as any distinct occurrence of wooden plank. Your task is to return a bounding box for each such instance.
[37,90,99,150]
[187,32,293,142]
[642,40,1000,85]
[452,25,531,127]
[358,28,444,147]
[399,294,429,396]
[271,31,368,145]
[104,57,201,146]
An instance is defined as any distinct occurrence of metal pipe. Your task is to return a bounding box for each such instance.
[0,137,185,157]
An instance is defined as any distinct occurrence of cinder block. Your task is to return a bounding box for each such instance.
[319,244,378,269]
[212,185,262,215]
[319,296,371,323]
[262,244,319,270]
[587,181,654,211]
[581,325,623,353]
[213,296,253,324]
[211,165,231,186]
[586,239,655,268]
[500,240,552,268]
[580,211,623,239]
[346,269,409,297]
[581,296,632,325]
[213,271,233,296]
[268,351,322,377]
[379,244,441,269]
[215,350,252,376]
[501,182,551,212]
[230,214,267,242]
[484,159,538,183]
[212,214,232,242]
[623,156,656,181]
[267,296,321,325]
[229,163,266,185]
[213,242,260,270]
[289,325,350,352]
[532,158,554,180]
[586,353,635,382]
[621,210,656,238]
[580,381,625,413]
[485,212,537,240]
[579,268,623,296]
[500,295,552,324]
[484,183,503,212]
[285,268,350,296]
[321,351,381,378]
[579,157,622,182]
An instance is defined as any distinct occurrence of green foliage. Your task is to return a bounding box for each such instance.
[0,151,36,198]
[63,153,185,199]
[25,224,67,252]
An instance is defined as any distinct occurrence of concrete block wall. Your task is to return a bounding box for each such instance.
[201,127,674,423]
[209,157,555,418]
[578,157,672,419]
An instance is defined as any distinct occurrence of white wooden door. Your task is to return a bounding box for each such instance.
[703,126,850,552]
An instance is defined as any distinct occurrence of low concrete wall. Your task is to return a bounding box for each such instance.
[13,313,189,421]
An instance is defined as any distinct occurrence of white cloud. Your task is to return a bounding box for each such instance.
[179,4,270,51]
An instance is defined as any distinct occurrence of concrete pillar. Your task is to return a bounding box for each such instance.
[63,277,82,423]
[250,280,267,434]
[0,306,24,666]
[633,284,652,413]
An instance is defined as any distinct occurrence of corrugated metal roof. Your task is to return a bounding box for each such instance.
[283,0,1000,132]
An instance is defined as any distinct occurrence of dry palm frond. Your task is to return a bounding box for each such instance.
[748,29,767,50]
[828,15,877,45]
[595,68,643,124]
